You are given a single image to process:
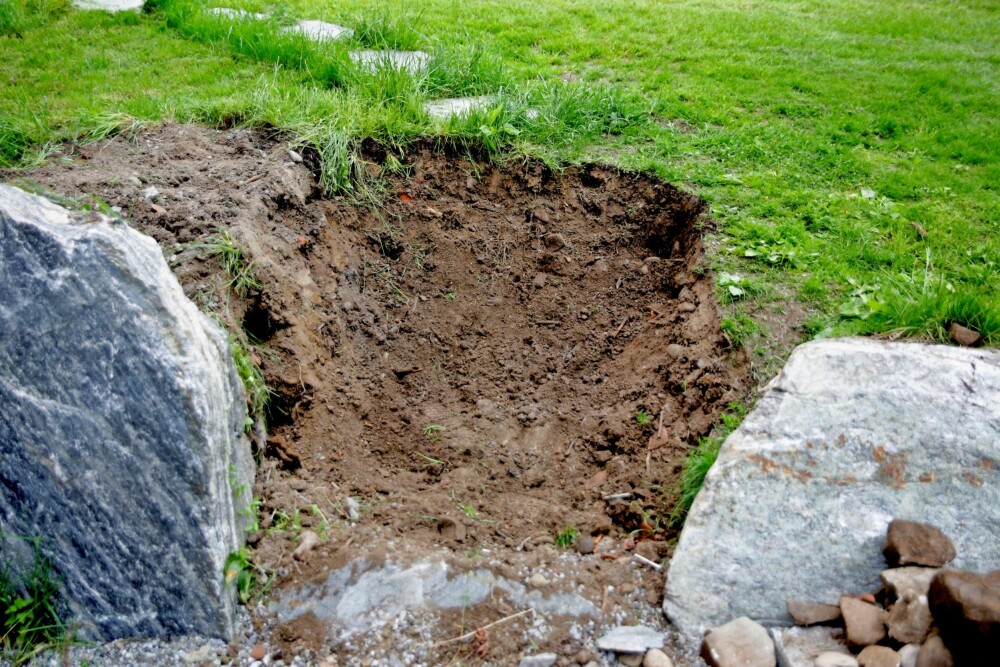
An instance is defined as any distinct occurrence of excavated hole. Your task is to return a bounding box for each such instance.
[19,124,750,574]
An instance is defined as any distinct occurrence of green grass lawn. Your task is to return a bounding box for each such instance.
[2,0,998,359]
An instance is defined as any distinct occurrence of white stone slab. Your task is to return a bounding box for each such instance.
[663,338,1000,636]
[207,7,268,20]
[72,0,142,12]
[283,19,353,41]
[350,49,431,72]
[424,96,494,120]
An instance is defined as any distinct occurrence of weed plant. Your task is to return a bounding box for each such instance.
[0,536,68,665]
[669,404,748,527]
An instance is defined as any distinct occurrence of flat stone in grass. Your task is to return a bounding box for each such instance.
[207,7,268,20]
[283,19,354,41]
[663,339,1000,635]
[424,96,495,120]
[350,49,431,72]
[72,0,142,11]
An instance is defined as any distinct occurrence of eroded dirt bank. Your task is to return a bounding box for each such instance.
[19,124,748,665]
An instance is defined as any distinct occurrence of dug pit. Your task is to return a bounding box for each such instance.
[17,123,749,663]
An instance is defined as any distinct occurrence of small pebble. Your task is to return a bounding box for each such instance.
[251,644,267,660]
[643,649,674,667]
[576,535,595,555]
[815,652,859,667]
[529,572,549,588]
[288,149,304,163]
[292,530,320,561]
[343,496,361,522]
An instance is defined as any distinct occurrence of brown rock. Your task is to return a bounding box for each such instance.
[927,569,1000,660]
[291,530,320,561]
[948,322,981,347]
[437,517,467,542]
[840,597,887,648]
[250,644,266,661]
[887,593,932,644]
[915,636,953,667]
[786,600,842,626]
[619,654,643,667]
[532,206,551,224]
[857,646,900,667]
[665,344,686,358]
[883,520,956,568]
[576,535,595,555]
[701,617,776,667]
[544,233,566,249]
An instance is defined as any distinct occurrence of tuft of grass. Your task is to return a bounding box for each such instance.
[0,0,26,36]
[635,410,651,427]
[555,525,579,549]
[228,332,272,431]
[191,229,262,295]
[422,423,444,441]
[0,535,69,665]
[859,287,998,345]
[669,404,747,527]
[720,308,762,349]
[75,111,149,144]
[350,7,423,50]
[424,41,511,98]
[0,118,36,167]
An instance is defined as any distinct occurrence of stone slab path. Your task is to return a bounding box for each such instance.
[349,49,432,72]
[283,19,353,41]
[71,0,142,12]
[424,96,494,120]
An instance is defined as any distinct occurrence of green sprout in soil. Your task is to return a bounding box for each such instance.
[555,525,580,549]
[635,410,651,427]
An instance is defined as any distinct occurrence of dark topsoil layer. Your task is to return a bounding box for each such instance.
[16,123,750,663]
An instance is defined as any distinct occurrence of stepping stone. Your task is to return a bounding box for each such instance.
[283,19,353,41]
[350,49,431,72]
[71,0,142,12]
[207,7,268,20]
[424,96,494,120]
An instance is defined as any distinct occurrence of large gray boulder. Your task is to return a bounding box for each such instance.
[0,185,254,640]
[664,338,1000,635]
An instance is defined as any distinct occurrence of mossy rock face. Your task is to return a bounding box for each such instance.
[0,185,253,641]
[664,338,1000,636]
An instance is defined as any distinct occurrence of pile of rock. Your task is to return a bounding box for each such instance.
[692,519,999,667]
[781,519,998,666]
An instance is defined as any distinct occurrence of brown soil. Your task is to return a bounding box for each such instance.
[15,123,750,664]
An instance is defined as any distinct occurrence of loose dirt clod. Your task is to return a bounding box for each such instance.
[17,123,750,662]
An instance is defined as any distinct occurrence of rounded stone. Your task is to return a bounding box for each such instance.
[815,653,859,667]
[643,648,674,667]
